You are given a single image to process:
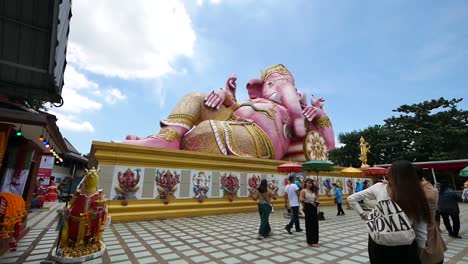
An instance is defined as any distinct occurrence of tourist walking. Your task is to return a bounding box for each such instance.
[348,160,430,264]
[284,175,302,234]
[300,178,320,247]
[462,181,468,203]
[255,179,276,240]
[333,183,345,216]
[438,183,462,238]
[416,167,446,264]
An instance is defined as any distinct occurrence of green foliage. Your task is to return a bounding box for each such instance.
[24,99,49,111]
[329,98,468,167]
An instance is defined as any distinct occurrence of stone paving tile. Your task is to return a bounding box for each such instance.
[109,254,129,262]
[1,203,468,263]
[137,256,158,264]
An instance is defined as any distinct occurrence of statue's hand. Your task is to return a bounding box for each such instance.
[302,105,327,122]
[204,88,226,109]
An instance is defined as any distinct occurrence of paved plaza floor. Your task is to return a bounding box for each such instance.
[1,203,467,264]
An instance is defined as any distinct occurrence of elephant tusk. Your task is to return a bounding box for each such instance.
[268,93,282,104]
[300,93,307,106]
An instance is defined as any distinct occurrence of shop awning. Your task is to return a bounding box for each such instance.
[377,160,468,172]
[0,0,72,104]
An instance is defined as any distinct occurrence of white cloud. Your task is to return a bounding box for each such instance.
[105,88,127,104]
[60,86,102,114]
[152,79,166,108]
[335,140,345,148]
[68,0,196,80]
[52,65,103,133]
[64,65,97,90]
[50,111,95,133]
[196,0,222,7]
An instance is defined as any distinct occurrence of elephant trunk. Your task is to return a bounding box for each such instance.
[282,84,306,138]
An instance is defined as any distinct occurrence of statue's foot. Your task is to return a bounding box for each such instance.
[125,134,142,140]
[121,136,181,149]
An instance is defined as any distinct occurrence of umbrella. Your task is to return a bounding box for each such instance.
[303,160,334,180]
[460,166,468,177]
[277,162,303,173]
[363,166,388,177]
[340,166,363,177]
[302,160,333,221]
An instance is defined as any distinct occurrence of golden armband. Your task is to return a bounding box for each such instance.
[314,116,332,128]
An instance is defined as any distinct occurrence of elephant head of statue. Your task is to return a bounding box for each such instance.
[246,64,306,138]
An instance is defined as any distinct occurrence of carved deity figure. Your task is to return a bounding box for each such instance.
[115,168,140,198]
[323,178,333,196]
[121,64,335,161]
[359,136,370,168]
[220,173,240,198]
[59,168,108,257]
[346,178,354,194]
[155,170,181,198]
[192,171,210,199]
[267,175,279,198]
[248,175,261,198]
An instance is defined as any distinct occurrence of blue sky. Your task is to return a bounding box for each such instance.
[52,0,468,154]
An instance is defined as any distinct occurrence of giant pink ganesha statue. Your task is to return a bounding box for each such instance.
[122,64,335,161]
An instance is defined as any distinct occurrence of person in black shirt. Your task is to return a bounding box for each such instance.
[438,183,462,238]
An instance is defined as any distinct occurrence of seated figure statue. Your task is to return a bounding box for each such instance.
[45,180,59,202]
[122,64,335,160]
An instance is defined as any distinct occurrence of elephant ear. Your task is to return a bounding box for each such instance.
[246,79,264,99]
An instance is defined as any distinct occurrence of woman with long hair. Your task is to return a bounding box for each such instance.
[255,179,276,240]
[299,178,320,247]
[348,160,430,263]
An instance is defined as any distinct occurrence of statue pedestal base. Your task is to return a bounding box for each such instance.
[51,241,106,263]
[90,141,371,222]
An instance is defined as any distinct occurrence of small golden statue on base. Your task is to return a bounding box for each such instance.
[359,136,370,168]
[52,168,109,263]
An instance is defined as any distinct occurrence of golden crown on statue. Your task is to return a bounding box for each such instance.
[261,64,292,81]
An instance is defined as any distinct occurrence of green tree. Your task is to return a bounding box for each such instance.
[384,97,468,161]
[329,97,467,166]
[24,99,49,111]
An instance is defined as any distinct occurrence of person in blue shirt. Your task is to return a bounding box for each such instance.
[333,183,345,216]
[355,181,363,192]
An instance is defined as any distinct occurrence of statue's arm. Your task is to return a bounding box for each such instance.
[204,74,238,109]
[67,196,77,209]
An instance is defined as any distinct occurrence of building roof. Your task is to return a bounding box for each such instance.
[64,137,88,163]
[0,0,72,104]
[0,98,87,164]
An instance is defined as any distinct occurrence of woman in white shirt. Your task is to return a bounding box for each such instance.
[299,178,320,247]
[347,160,430,264]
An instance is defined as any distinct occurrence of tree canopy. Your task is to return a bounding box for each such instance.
[329,98,468,167]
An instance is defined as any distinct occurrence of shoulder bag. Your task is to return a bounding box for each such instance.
[365,199,415,246]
